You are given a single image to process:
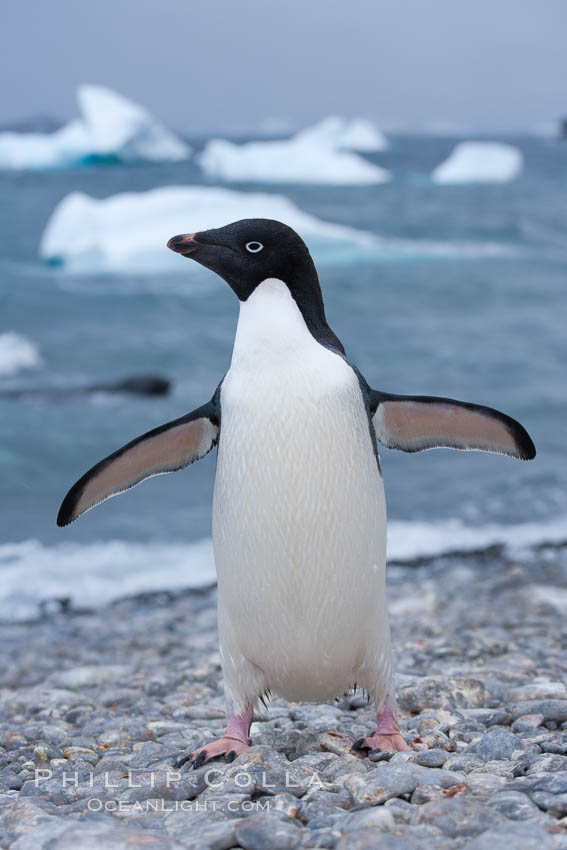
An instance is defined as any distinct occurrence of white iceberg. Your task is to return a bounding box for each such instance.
[0,85,190,170]
[0,333,41,375]
[432,142,522,184]
[294,116,388,152]
[39,186,379,274]
[198,117,389,185]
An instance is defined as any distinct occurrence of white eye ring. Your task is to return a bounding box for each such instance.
[246,241,263,253]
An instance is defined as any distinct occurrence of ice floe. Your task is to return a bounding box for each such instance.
[0,333,42,375]
[0,85,190,170]
[39,185,521,276]
[432,142,523,184]
[198,117,389,184]
[294,116,388,151]
[39,186,377,274]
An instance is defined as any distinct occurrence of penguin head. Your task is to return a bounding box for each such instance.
[167,218,318,302]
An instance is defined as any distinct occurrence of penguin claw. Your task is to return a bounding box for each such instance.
[355,732,410,753]
[173,754,192,769]
[192,750,207,769]
[188,736,252,766]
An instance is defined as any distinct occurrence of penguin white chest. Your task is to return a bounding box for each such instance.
[213,280,388,702]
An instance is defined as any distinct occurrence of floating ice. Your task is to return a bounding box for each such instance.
[198,118,389,185]
[432,142,523,184]
[39,185,378,274]
[0,333,41,375]
[295,116,388,151]
[0,85,190,170]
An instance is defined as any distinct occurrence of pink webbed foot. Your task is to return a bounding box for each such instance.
[352,695,410,755]
[175,705,254,769]
[188,735,252,768]
[353,730,410,753]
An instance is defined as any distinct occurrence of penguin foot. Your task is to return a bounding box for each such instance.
[352,695,410,754]
[352,731,410,753]
[185,735,252,768]
[177,705,254,768]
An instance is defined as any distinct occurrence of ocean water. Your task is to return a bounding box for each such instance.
[1,134,566,618]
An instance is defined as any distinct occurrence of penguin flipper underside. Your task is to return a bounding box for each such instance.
[57,396,220,527]
[370,390,535,460]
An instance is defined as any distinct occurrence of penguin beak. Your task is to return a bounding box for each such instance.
[167,233,200,257]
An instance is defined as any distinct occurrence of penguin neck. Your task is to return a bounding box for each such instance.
[231,277,344,368]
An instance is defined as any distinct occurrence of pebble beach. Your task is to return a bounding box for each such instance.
[1,543,566,849]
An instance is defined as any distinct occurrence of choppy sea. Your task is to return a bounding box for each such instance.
[1,133,566,619]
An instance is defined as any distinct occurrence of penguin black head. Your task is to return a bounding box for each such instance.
[167,218,344,353]
[167,218,319,302]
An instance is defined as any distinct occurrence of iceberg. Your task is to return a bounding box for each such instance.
[432,142,522,184]
[39,186,378,274]
[0,85,190,170]
[198,117,389,185]
[294,116,388,151]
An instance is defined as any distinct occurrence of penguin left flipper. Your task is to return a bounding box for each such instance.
[370,391,535,460]
[57,395,220,527]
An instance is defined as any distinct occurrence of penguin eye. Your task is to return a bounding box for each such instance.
[245,241,263,253]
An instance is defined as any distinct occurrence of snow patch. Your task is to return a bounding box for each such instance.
[0,85,190,170]
[0,333,41,375]
[432,142,522,184]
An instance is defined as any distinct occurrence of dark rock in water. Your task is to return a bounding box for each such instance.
[0,374,171,400]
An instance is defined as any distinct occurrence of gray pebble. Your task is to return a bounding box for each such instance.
[340,807,395,832]
[511,700,567,723]
[414,749,447,768]
[460,822,555,849]
[412,797,504,838]
[235,814,301,850]
[467,727,522,761]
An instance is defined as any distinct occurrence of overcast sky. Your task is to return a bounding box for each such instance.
[2,0,566,133]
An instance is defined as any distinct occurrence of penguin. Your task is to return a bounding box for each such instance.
[57,219,536,766]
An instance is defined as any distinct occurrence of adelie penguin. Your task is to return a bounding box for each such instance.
[57,219,536,766]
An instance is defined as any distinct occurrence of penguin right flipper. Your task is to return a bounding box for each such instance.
[370,390,535,460]
[57,396,220,527]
